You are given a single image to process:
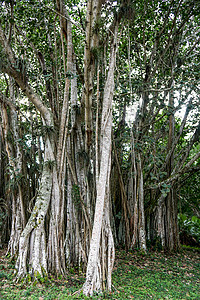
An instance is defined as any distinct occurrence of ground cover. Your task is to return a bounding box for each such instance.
[0,247,199,299]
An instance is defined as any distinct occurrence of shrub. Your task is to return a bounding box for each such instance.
[178,214,200,246]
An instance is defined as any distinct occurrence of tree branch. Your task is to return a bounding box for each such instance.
[0,25,53,127]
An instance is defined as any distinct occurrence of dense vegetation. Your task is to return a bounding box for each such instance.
[0,0,199,297]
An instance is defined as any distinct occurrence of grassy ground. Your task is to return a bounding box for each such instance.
[0,247,199,299]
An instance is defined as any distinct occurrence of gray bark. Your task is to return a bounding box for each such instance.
[83,27,117,296]
[15,136,54,280]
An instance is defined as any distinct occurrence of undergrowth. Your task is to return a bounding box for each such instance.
[0,247,199,299]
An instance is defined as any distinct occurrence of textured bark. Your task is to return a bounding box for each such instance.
[157,194,166,247]
[1,106,22,257]
[56,1,72,169]
[83,28,117,295]
[0,121,8,247]
[138,154,147,252]
[113,142,131,249]
[84,0,102,152]
[130,137,147,252]
[47,167,66,275]
[100,156,115,292]
[15,137,54,279]
[0,26,56,277]
[83,135,113,295]
[65,130,89,269]
[65,58,90,269]
[1,80,25,257]
[46,2,75,275]
[155,91,180,251]
[164,91,179,251]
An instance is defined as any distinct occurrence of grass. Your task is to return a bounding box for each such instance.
[0,247,199,299]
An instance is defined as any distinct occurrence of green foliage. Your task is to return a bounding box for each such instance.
[161,183,171,197]
[44,159,56,171]
[34,269,48,284]
[179,170,200,218]
[178,214,200,245]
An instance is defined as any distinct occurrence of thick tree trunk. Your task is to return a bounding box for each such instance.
[1,80,26,257]
[65,59,90,269]
[83,28,117,295]
[100,156,115,292]
[2,109,23,257]
[15,136,54,280]
[83,144,113,295]
[7,194,24,258]
[84,0,102,152]
[65,131,89,269]
[157,194,166,248]
[47,167,66,275]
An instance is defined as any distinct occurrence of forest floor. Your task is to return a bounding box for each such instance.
[0,246,199,299]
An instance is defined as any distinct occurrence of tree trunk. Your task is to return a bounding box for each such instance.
[138,154,147,252]
[1,79,26,257]
[156,90,180,251]
[47,167,66,275]
[84,0,102,152]
[64,58,91,269]
[130,136,147,252]
[15,136,54,280]
[83,28,117,295]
